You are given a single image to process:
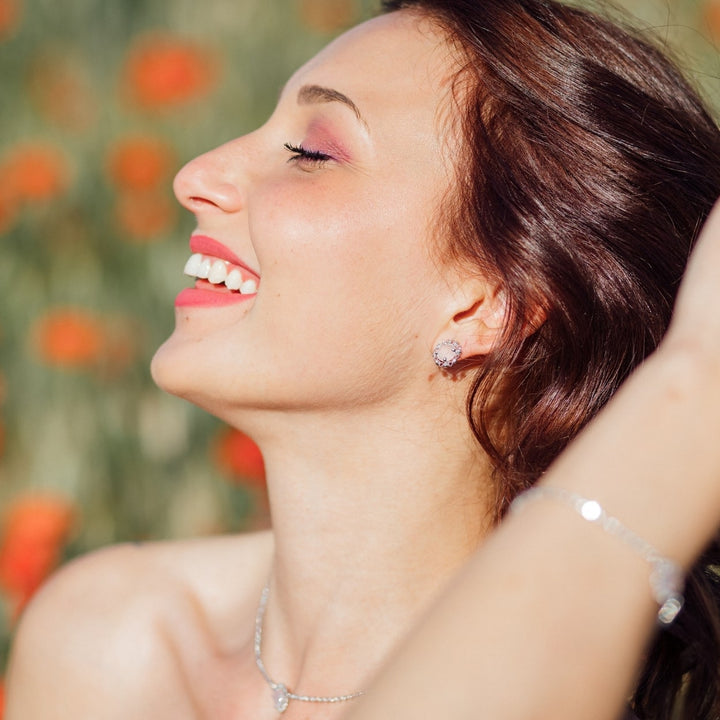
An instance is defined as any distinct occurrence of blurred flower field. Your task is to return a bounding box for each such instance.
[0,0,718,710]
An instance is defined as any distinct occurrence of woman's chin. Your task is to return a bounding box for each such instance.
[150,334,202,401]
[150,336,245,424]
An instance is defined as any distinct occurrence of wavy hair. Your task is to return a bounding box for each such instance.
[381,0,720,717]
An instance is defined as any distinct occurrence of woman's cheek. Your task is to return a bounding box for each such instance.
[254,179,368,252]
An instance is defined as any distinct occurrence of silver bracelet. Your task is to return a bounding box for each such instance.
[510,486,685,625]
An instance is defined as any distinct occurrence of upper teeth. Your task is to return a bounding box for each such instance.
[226,268,242,290]
[183,253,258,294]
[208,259,227,284]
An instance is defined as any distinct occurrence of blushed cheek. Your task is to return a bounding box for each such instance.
[251,174,437,323]
[253,196,375,276]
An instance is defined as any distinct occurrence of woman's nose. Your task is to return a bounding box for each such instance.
[173,141,246,215]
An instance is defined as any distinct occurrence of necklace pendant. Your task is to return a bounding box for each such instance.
[272,684,290,713]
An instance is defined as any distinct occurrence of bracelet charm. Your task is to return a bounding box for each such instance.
[511,486,685,625]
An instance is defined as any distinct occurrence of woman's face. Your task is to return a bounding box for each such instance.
[152,10,462,421]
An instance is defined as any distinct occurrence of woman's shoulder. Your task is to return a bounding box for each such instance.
[4,531,274,720]
[139,530,275,650]
[15,530,275,643]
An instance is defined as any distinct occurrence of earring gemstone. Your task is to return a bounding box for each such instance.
[433,339,462,368]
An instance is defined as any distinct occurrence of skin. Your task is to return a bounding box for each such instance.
[7,9,720,720]
[6,11,504,720]
[345,203,720,720]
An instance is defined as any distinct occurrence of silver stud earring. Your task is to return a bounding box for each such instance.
[433,339,462,368]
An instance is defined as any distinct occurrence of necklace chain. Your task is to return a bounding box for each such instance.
[254,583,366,714]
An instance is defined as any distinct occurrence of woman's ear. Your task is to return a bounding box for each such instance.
[432,277,544,364]
[436,281,509,361]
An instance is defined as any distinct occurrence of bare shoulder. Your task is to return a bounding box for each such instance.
[142,530,275,650]
[5,532,274,720]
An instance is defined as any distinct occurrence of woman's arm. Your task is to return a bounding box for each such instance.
[346,203,720,720]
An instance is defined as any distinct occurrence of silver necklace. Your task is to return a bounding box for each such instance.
[254,583,366,714]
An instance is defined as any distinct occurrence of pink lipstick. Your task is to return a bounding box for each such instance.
[189,235,259,278]
[175,235,259,308]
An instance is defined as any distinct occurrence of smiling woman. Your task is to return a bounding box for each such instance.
[179,236,260,307]
[5,2,720,720]
[152,12,460,422]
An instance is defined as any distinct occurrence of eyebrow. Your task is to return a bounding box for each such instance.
[296,84,369,131]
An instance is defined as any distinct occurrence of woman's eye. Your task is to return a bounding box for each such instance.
[284,142,332,167]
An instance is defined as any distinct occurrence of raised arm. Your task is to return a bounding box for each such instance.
[346,201,720,720]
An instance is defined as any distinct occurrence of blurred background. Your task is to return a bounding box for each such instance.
[0,0,718,707]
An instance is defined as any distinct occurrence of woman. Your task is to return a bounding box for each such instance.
[5,1,720,719]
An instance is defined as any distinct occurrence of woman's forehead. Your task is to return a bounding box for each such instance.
[282,11,457,132]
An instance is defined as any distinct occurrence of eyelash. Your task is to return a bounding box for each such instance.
[284,142,332,166]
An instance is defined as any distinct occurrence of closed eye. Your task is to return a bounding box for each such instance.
[284,142,332,166]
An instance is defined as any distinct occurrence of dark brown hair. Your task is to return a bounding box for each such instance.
[381,0,720,717]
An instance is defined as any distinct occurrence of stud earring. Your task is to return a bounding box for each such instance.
[433,339,462,369]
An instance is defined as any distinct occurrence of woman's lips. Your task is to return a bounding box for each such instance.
[176,235,260,308]
[189,235,259,278]
[175,285,255,308]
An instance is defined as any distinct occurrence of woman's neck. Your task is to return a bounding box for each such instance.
[243,400,494,699]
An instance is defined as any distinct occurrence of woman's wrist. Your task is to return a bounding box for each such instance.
[511,486,685,624]
[544,343,720,571]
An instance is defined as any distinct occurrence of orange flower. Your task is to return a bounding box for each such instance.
[107,135,175,191]
[33,309,139,374]
[0,494,75,614]
[299,0,358,33]
[214,428,266,486]
[115,189,176,241]
[704,0,720,43]
[0,0,21,41]
[122,34,218,109]
[0,142,69,203]
[32,308,105,368]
